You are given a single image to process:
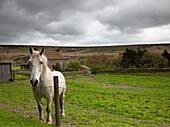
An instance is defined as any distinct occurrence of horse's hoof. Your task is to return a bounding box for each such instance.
[46,121,52,124]
[40,119,45,123]
[61,114,65,118]
[46,120,52,124]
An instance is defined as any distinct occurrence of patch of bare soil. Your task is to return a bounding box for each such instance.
[0,103,77,127]
[0,103,37,119]
[86,75,95,80]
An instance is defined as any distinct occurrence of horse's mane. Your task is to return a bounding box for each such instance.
[42,54,48,66]
[41,54,50,76]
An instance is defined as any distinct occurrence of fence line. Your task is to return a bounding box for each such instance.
[97,68,170,73]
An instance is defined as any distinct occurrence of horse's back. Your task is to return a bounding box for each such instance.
[52,71,66,90]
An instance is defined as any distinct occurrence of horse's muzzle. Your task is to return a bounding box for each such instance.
[30,79,38,87]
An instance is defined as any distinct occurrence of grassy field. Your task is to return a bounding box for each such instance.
[0,73,170,127]
[0,108,55,127]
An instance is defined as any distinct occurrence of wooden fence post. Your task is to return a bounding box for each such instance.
[53,76,61,127]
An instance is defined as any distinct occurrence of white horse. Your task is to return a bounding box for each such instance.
[28,47,66,124]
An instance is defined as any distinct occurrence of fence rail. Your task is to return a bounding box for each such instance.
[97,68,170,73]
[14,68,170,77]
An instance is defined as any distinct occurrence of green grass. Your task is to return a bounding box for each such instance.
[0,73,170,127]
[0,109,55,127]
[64,73,170,126]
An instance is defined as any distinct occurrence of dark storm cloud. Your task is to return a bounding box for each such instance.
[97,0,170,30]
[0,0,170,46]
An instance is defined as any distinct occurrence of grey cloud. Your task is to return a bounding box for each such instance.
[0,0,170,46]
[97,0,170,31]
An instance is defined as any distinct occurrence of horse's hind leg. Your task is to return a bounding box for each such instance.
[46,99,52,124]
[59,92,65,117]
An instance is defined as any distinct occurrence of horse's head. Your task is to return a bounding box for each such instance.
[28,47,45,87]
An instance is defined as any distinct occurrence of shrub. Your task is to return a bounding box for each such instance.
[162,50,170,67]
[55,63,63,71]
[120,48,146,68]
[85,54,121,72]
[68,60,81,71]
[142,52,168,68]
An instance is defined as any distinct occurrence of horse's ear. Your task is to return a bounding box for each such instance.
[29,47,33,55]
[40,48,45,56]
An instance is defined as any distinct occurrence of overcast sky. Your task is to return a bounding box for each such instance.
[0,0,170,46]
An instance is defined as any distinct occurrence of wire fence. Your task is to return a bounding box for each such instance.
[0,77,169,127]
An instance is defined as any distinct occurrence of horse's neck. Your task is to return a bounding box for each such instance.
[40,65,52,82]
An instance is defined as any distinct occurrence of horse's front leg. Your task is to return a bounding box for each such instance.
[36,99,44,122]
[46,99,52,124]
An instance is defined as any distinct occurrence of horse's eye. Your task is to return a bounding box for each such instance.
[40,61,43,64]
[28,61,32,70]
[28,61,31,65]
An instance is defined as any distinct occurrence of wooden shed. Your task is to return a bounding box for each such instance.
[0,63,12,82]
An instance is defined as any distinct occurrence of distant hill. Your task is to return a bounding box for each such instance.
[0,44,170,63]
